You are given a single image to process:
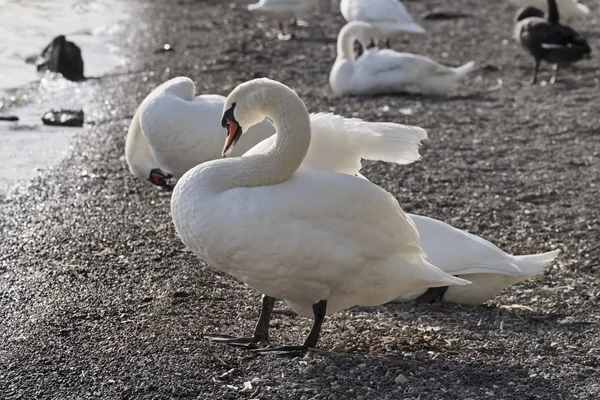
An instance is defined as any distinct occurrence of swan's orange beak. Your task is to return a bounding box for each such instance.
[223,119,243,157]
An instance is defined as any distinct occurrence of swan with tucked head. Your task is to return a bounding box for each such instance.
[330,22,476,96]
[170,78,469,355]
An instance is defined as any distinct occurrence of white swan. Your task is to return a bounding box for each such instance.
[340,0,425,39]
[248,0,318,39]
[170,78,469,354]
[125,77,275,186]
[506,0,590,19]
[126,77,559,306]
[330,22,476,96]
[392,215,560,305]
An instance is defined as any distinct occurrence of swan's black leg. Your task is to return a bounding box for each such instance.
[204,295,275,348]
[414,286,449,303]
[531,58,540,84]
[550,64,559,84]
[383,38,391,48]
[254,300,327,357]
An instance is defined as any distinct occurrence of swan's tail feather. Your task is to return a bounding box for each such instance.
[397,23,426,34]
[513,249,560,276]
[454,61,476,76]
[308,112,427,169]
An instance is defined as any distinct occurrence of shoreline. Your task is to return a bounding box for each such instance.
[1,0,598,399]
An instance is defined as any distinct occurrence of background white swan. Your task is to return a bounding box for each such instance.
[340,0,425,39]
[330,22,476,96]
[506,0,590,18]
[170,78,469,354]
[125,77,275,186]
[127,77,558,306]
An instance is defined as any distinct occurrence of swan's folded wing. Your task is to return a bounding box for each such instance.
[410,215,523,276]
[243,112,427,175]
[356,50,455,84]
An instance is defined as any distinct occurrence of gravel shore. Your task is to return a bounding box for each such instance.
[1,0,598,398]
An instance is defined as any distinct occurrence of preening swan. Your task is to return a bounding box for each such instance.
[340,0,425,44]
[170,78,469,355]
[125,77,275,186]
[128,77,558,306]
[247,0,318,40]
[330,22,475,96]
[513,0,590,84]
[507,0,590,19]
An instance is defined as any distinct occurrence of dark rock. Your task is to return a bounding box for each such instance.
[36,35,85,81]
[0,115,19,122]
[422,8,472,20]
[41,109,84,127]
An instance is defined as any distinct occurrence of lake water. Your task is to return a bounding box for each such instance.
[0,0,129,195]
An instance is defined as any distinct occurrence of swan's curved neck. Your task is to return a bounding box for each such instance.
[210,84,311,191]
[337,22,370,63]
[125,107,159,180]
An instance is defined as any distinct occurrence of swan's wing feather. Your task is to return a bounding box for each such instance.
[243,113,427,175]
[410,215,523,276]
[357,50,455,82]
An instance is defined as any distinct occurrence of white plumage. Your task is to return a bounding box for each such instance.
[125,77,275,183]
[340,0,425,36]
[330,22,476,96]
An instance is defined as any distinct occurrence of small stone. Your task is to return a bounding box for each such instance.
[395,374,408,384]
[0,115,18,122]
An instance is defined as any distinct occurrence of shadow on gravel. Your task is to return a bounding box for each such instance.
[292,354,572,399]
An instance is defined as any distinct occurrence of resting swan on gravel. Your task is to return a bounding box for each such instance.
[507,0,590,19]
[125,76,560,307]
[340,0,425,47]
[170,78,470,355]
[330,22,476,96]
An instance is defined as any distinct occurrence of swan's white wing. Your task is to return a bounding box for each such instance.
[410,215,523,276]
[355,49,455,85]
[243,112,427,175]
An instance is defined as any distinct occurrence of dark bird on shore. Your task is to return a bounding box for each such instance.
[513,0,591,84]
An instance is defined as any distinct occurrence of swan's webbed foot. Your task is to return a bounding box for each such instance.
[205,295,276,349]
[254,300,327,357]
[252,345,308,357]
[203,333,265,349]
